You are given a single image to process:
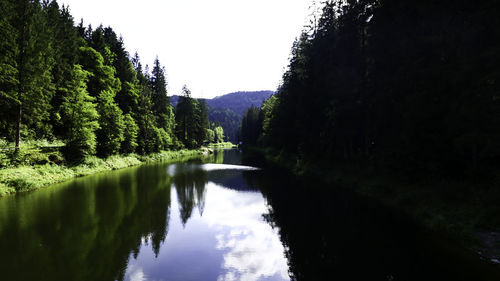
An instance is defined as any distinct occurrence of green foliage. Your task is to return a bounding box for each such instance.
[0,138,64,168]
[0,164,75,193]
[207,142,237,149]
[0,0,57,147]
[96,90,124,157]
[135,69,159,154]
[0,0,218,167]
[214,125,224,143]
[104,154,141,170]
[142,149,204,163]
[60,65,99,160]
[175,86,210,148]
[0,150,185,195]
[43,1,80,139]
[151,127,172,152]
[78,46,121,97]
[238,95,276,145]
[240,106,263,146]
[260,95,277,143]
[205,128,215,143]
[208,108,240,142]
[116,81,139,114]
[151,57,170,126]
[245,0,500,176]
[0,152,11,168]
[121,113,139,153]
[0,0,19,140]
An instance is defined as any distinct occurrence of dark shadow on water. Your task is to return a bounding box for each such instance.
[255,168,500,281]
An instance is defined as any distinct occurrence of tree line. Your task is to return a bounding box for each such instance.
[0,0,219,161]
[241,0,500,175]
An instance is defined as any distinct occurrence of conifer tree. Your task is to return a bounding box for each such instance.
[0,0,19,140]
[11,0,55,151]
[135,65,159,153]
[43,1,80,138]
[175,86,194,147]
[151,57,174,137]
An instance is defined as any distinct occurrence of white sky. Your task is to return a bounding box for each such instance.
[58,0,314,99]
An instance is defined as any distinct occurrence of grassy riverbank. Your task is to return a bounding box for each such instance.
[0,149,207,196]
[253,147,500,262]
[206,142,237,149]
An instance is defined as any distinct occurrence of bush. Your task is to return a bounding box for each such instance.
[121,114,139,154]
[106,154,141,170]
[0,153,10,168]
[48,152,64,165]
[0,138,8,148]
[9,178,33,192]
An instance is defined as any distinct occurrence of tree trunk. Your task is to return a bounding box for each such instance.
[15,105,22,154]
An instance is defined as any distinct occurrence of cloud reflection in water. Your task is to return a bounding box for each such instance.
[201,183,289,281]
[123,179,289,281]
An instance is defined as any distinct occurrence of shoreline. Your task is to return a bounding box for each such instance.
[249,147,500,265]
[0,148,209,197]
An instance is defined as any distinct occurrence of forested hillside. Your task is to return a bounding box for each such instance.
[0,0,216,163]
[241,0,500,176]
[171,91,273,141]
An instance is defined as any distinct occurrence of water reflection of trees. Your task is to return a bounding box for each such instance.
[213,149,224,164]
[0,164,173,281]
[259,170,500,281]
[172,165,208,225]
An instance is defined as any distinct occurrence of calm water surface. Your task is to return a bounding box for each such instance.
[1,149,500,281]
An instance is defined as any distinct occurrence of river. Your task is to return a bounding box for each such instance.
[0,149,499,280]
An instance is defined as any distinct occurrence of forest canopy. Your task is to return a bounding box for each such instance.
[0,0,215,161]
[240,0,500,175]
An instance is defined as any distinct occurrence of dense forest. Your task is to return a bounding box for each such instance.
[0,0,220,162]
[171,91,273,142]
[241,0,500,176]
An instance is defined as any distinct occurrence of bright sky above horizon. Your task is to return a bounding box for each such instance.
[58,0,314,99]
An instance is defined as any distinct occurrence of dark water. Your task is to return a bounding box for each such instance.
[0,149,499,281]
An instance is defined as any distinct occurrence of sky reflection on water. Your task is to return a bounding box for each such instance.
[123,166,289,281]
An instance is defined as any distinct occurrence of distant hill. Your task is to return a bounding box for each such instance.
[170,91,274,142]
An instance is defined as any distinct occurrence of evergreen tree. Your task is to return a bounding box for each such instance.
[0,0,19,140]
[135,65,159,153]
[175,85,193,147]
[43,1,80,139]
[191,99,208,145]
[10,0,55,151]
[240,106,262,146]
[151,57,174,138]
[106,33,140,116]
[175,86,208,148]
[121,113,139,154]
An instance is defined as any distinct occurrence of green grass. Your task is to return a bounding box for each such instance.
[141,149,208,162]
[0,138,64,150]
[206,142,237,148]
[0,149,205,196]
[0,164,75,195]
